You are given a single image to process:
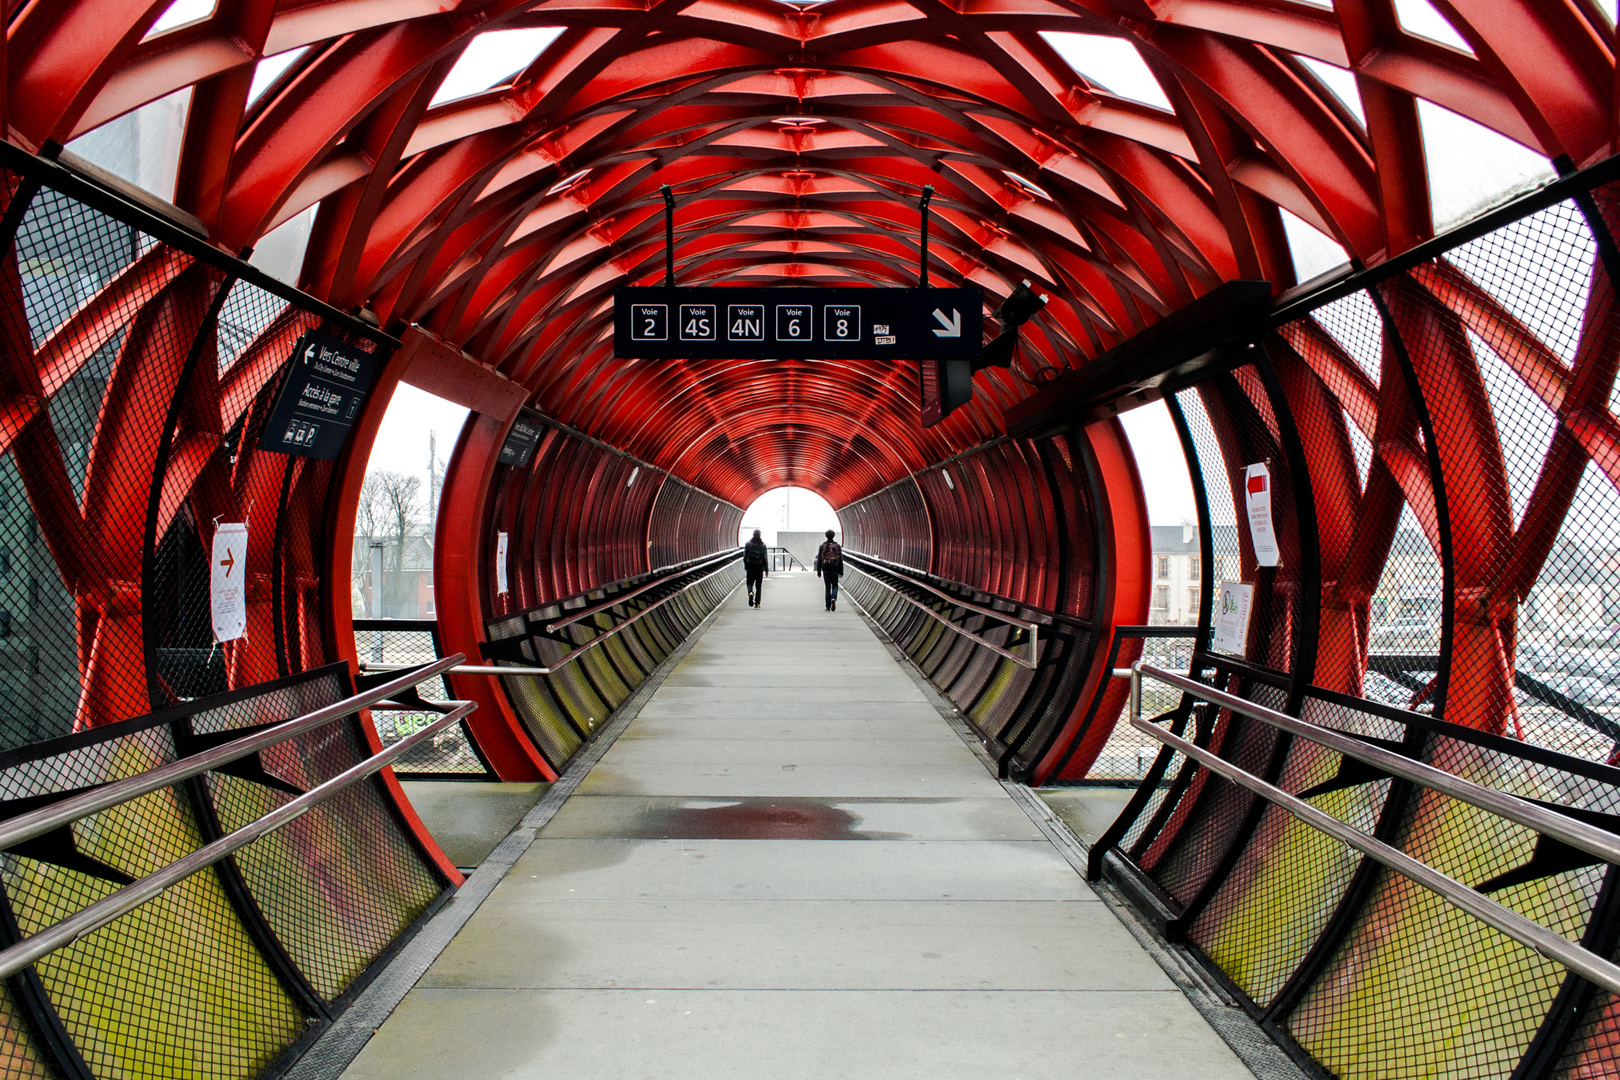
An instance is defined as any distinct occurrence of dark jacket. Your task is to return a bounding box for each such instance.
[814,540,844,577]
[743,537,769,572]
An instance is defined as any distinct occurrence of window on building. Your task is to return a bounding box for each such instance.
[1153,585,1169,610]
[1188,588,1200,616]
[1158,556,1170,579]
[1189,555,1200,578]
[1558,591,1583,619]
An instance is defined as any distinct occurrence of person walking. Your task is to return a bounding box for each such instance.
[743,528,769,607]
[814,529,844,611]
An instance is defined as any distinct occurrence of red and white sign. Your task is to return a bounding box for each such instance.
[211,523,248,642]
[496,531,510,594]
[1244,463,1280,567]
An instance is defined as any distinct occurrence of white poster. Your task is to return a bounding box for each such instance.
[1244,463,1280,567]
[496,531,510,594]
[211,523,248,642]
[1212,581,1254,655]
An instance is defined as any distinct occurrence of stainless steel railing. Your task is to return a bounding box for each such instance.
[0,656,472,980]
[362,554,742,678]
[544,549,740,633]
[842,554,1041,670]
[766,546,807,572]
[1126,662,1620,995]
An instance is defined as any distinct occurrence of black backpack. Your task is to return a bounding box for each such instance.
[818,541,843,574]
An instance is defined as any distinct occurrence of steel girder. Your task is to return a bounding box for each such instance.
[7,0,1614,510]
[5,1,1620,758]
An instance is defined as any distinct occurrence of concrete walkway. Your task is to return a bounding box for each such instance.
[345,573,1253,1079]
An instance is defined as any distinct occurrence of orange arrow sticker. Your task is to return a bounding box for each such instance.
[220,549,236,576]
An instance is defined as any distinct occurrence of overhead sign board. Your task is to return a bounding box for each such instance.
[613,287,982,361]
[257,330,380,460]
[498,408,545,468]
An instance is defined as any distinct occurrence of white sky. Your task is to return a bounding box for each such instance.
[1119,401,1198,525]
[739,487,842,548]
[1041,33,1172,110]
[431,28,563,105]
[147,0,214,37]
[365,385,470,518]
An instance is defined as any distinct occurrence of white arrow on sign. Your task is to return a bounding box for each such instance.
[932,308,962,337]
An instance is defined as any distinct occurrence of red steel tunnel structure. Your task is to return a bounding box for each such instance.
[2,1,1620,1077]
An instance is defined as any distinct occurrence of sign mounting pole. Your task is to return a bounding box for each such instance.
[661,184,676,288]
[917,185,933,287]
[917,185,934,408]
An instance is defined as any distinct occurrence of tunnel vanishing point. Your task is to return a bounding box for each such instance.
[0,1,1618,1078]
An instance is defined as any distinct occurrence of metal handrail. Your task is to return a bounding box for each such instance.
[363,556,743,678]
[1125,663,1620,995]
[1131,663,1620,868]
[0,697,476,981]
[766,546,807,571]
[846,564,1039,670]
[844,550,1053,626]
[545,549,739,633]
[0,655,466,855]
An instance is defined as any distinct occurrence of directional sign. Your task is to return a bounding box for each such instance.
[498,408,545,468]
[211,523,248,642]
[614,287,982,361]
[257,330,381,460]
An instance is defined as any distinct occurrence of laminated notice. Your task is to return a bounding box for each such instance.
[1212,581,1254,656]
[211,523,248,642]
[1244,463,1280,567]
[496,531,510,594]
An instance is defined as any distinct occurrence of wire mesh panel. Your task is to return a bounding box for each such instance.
[189,669,446,1005]
[353,623,486,777]
[1077,155,1620,1080]
[1138,679,1288,906]
[0,148,455,1079]
[0,984,51,1080]
[1187,694,1404,1005]
[0,719,306,1079]
[1177,366,1303,674]
[2,186,214,743]
[1085,635,1196,782]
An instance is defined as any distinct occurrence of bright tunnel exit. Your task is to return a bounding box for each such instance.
[738,486,843,564]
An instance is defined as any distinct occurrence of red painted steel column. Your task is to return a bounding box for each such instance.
[324,346,465,886]
[435,410,554,781]
[1037,418,1151,783]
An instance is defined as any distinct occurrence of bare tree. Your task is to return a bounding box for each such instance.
[373,470,423,616]
[357,472,388,544]
[352,473,390,616]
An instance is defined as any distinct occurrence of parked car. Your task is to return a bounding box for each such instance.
[1550,676,1620,709]
[1559,624,1620,648]
[1369,615,1441,651]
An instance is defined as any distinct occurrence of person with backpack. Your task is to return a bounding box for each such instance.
[813,529,844,611]
[743,528,769,607]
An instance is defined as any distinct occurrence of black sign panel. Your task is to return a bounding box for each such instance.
[257,330,380,460]
[498,408,546,468]
[614,287,982,361]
